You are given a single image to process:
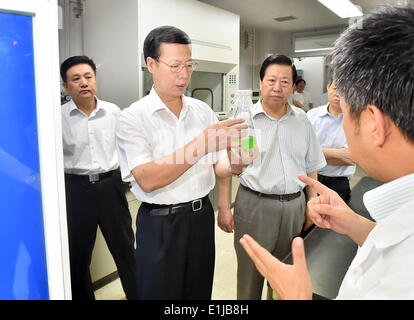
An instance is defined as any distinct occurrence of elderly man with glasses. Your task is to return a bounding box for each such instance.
[116,25,245,299]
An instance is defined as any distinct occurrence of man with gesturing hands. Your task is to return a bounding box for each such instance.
[240,4,414,299]
[116,26,246,299]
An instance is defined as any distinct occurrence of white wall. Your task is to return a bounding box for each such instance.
[83,0,140,110]
[239,26,292,90]
[139,0,239,66]
[239,27,255,90]
[58,0,83,63]
[293,56,325,108]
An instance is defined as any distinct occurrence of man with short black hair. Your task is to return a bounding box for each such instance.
[307,80,356,202]
[116,26,245,299]
[291,78,313,111]
[61,55,137,300]
[240,4,414,300]
[221,54,326,300]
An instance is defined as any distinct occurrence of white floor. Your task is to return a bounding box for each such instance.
[95,165,367,300]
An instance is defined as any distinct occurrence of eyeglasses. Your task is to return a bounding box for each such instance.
[157,59,198,73]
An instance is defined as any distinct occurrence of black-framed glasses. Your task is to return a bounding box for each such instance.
[157,59,198,73]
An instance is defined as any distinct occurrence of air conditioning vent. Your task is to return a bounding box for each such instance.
[274,16,297,22]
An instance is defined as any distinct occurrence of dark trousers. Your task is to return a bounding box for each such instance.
[318,174,351,202]
[135,196,215,300]
[65,170,137,300]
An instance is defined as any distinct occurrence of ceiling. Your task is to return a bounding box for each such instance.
[198,0,401,32]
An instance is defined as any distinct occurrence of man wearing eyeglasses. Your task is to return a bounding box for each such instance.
[116,25,245,299]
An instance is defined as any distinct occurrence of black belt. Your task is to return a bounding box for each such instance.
[241,185,301,202]
[318,175,349,183]
[143,196,208,216]
[65,169,119,183]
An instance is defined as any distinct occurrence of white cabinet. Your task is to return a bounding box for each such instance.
[139,0,239,66]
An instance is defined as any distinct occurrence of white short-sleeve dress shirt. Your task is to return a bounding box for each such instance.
[239,101,326,195]
[306,104,356,178]
[61,97,120,175]
[336,173,414,299]
[116,88,224,205]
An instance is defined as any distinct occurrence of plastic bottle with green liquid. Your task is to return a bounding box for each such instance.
[230,90,258,163]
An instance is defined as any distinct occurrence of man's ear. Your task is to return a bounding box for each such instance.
[146,57,156,73]
[62,82,68,91]
[367,105,392,148]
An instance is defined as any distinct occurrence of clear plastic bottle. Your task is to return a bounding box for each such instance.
[230,90,257,163]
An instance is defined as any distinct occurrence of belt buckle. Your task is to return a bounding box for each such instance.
[279,195,289,202]
[89,174,99,183]
[192,199,202,212]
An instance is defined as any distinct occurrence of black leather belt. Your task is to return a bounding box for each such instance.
[143,196,208,217]
[241,184,301,202]
[65,169,119,183]
[318,175,349,183]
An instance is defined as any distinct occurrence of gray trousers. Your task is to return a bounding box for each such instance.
[233,185,306,300]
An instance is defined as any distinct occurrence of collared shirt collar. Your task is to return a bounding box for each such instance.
[370,197,414,250]
[68,99,78,113]
[69,96,103,117]
[148,87,189,119]
[252,99,294,119]
[251,99,265,117]
[317,104,330,117]
[316,103,343,119]
[363,173,414,222]
[348,173,414,268]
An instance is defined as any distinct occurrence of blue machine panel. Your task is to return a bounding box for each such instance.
[0,12,49,299]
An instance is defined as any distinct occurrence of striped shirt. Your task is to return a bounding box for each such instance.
[363,173,414,222]
[239,101,326,194]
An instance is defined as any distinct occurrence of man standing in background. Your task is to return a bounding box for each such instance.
[240,4,414,300]
[307,80,356,201]
[291,79,313,112]
[219,54,326,300]
[61,55,137,300]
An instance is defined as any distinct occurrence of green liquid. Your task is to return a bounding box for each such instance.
[234,136,257,150]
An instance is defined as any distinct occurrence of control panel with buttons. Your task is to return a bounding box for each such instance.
[228,72,237,88]
[224,68,239,117]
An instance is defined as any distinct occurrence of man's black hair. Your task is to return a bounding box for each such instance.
[295,78,306,87]
[332,4,414,142]
[143,26,191,62]
[60,55,96,83]
[259,54,298,85]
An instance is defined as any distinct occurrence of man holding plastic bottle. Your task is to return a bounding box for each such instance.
[219,54,326,300]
